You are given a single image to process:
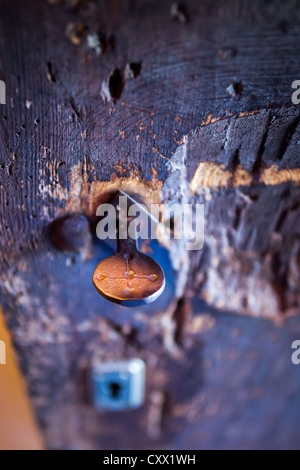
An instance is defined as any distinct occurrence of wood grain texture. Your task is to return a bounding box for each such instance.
[165,109,300,318]
[1,0,300,264]
[0,0,300,449]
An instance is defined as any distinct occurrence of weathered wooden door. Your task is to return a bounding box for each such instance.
[1,0,300,450]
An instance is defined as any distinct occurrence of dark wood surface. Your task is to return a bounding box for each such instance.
[1,0,300,265]
[1,0,300,449]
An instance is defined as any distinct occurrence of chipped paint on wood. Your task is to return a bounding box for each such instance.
[190,162,300,192]
[260,166,300,186]
[66,161,163,216]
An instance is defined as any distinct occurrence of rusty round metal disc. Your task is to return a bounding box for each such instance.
[93,251,165,307]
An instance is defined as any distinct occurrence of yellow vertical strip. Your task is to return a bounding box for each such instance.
[0,307,44,450]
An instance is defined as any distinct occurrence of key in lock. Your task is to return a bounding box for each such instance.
[93,193,165,307]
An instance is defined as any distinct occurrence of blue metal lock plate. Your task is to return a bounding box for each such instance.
[90,359,146,411]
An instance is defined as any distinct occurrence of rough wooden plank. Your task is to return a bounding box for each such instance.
[1,0,300,264]
[1,0,300,450]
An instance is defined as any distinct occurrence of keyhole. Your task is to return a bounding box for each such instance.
[108,381,122,399]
